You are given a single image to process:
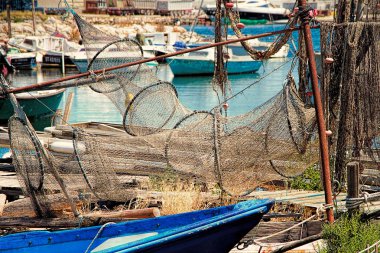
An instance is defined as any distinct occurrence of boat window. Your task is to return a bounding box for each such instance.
[188,51,209,57]
[258,4,269,7]
[248,1,258,3]
[24,39,34,46]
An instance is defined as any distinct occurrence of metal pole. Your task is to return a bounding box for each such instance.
[299,0,334,223]
[6,0,11,38]
[7,26,313,94]
[61,39,65,75]
[31,0,36,35]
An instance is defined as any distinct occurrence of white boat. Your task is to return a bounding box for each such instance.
[203,0,290,22]
[248,38,290,58]
[168,47,262,75]
[131,32,181,63]
[8,35,81,68]
[6,52,37,70]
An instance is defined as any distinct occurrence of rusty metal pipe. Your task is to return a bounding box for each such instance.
[298,0,334,223]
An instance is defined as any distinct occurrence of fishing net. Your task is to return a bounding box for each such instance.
[4,3,323,217]
[320,22,380,183]
[223,0,296,60]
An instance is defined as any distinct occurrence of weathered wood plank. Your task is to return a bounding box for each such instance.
[0,194,6,216]
[244,220,323,243]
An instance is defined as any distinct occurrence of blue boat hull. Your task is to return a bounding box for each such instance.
[169,58,262,76]
[0,199,273,253]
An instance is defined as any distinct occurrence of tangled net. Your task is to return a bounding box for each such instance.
[4,5,321,217]
[223,0,296,59]
[320,22,380,182]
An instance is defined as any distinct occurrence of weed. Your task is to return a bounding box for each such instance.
[319,213,380,253]
[289,164,324,191]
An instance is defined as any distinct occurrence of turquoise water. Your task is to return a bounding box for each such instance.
[9,25,321,126]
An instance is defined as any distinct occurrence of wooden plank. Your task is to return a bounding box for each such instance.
[0,133,10,147]
[245,220,323,243]
[0,194,6,216]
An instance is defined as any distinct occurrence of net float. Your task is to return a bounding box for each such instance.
[309,9,318,17]
[324,57,334,64]
[236,23,245,29]
[225,2,234,8]
[223,102,229,110]
[326,130,333,136]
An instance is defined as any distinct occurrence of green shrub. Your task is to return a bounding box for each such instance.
[290,165,323,191]
[319,213,380,253]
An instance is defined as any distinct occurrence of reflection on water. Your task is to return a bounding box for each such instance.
[10,58,294,125]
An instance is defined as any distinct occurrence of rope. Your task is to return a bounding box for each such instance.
[346,191,380,209]
[253,204,333,246]
[84,222,115,253]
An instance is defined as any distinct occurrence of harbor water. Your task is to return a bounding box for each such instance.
[9,24,321,125]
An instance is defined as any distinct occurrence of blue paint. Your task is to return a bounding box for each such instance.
[0,199,273,253]
[0,147,10,157]
[169,58,262,75]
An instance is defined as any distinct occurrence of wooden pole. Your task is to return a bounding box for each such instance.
[271,233,322,253]
[61,38,65,74]
[62,92,74,124]
[6,26,321,94]
[346,162,360,213]
[299,0,334,223]
[6,0,11,38]
[0,194,6,216]
[83,208,160,219]
[31,0,36,35]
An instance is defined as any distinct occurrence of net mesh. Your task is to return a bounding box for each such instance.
[320,22,380,183]
[223,0,297,60]
[4,5,322,217]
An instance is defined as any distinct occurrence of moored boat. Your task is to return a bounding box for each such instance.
[203,0,290,22]
[0,198,273,253]
[68,49,159,73]
[0,89,65,130]
[168,47,262,75]
[6,52,37,70]
[8,35,80,68]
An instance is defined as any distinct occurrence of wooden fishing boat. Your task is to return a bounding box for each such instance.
[8,35,80,68]
[168,47,262,75]
[0,89,65,130]
[0,198,273,253]
[68,49,159,73]
[6,52,37,70]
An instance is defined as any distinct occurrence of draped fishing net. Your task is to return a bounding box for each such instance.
[223,0,296,60]
[4,4,322,217]
[320,22,380,183]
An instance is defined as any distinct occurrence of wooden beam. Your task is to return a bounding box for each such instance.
[245,220,323,243]
[0,194,6,216]
[83,208,160,219]
[347,162,360,213]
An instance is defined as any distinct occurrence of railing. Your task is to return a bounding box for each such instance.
[358,240,380,253]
